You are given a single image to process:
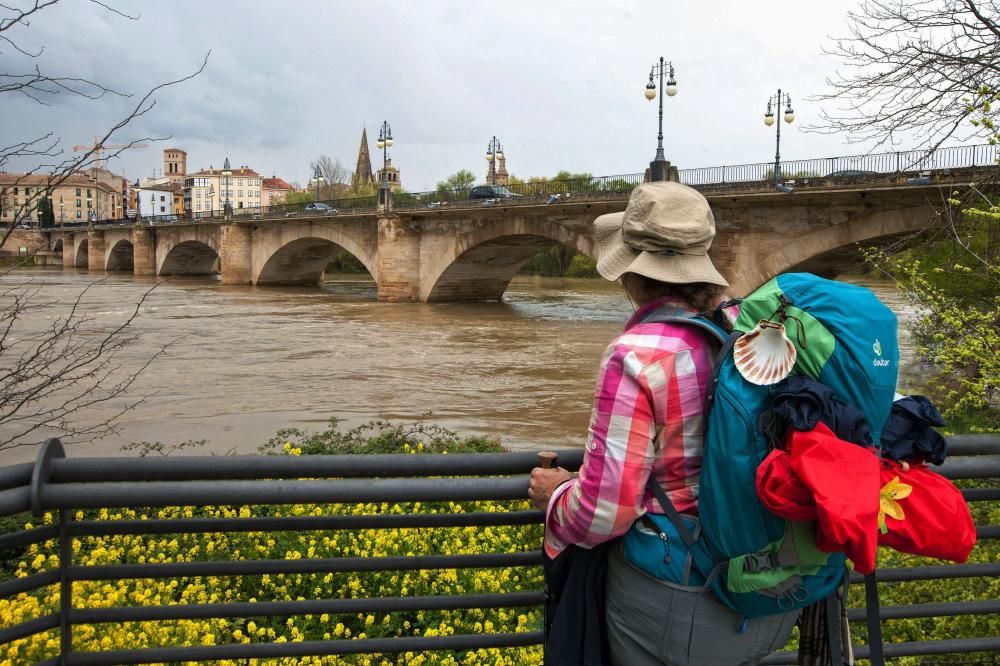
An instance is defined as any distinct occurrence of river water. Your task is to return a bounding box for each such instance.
[0,267,921,464]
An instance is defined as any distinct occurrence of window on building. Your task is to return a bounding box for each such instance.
[76,210,81,219]
[160,195,165,202]
[87,201,92,209]
[12,187,17,195]
[75,188,81,196]
[160,206,165,213]
[76,199,81,207]
[87,189,92,197]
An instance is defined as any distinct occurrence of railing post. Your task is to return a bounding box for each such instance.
[58,508,72,665]
[31,438,69,663]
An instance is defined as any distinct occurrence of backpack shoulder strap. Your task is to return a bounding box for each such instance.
[639,307,729,346]
[639,307,742,413]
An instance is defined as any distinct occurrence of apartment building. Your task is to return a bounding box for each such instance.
[184,158,262,216]
[0,172,122,225]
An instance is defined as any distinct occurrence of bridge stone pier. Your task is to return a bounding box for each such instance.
[26,181,953,301]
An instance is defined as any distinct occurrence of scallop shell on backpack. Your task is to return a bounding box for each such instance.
[733,320,797,386]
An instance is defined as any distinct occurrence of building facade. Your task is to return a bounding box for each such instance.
[139,185,174,218]
[183,159,262,216]
[262,177,294,208]
[0,172,122,226]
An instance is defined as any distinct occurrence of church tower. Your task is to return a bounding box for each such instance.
[352,128,374,188]
[496,152,509,186]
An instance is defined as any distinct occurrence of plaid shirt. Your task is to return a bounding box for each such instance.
[544,296,722,558]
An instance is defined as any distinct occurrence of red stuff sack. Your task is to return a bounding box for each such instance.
[878,461,976,563]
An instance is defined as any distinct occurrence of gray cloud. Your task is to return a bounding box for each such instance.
[1,0,945,191]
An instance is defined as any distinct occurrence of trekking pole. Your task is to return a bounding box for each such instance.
[537,451,559,469]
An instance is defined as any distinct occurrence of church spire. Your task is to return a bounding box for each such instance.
[352,127,373,188]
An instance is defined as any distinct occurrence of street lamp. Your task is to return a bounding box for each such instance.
[134,179,141,223]
[376,121,393,208]
[485,136,504,186]
[764,89,795,187]
[208,185,215,217]
[643,57,678,182]
[311,165,325,203]
[222,157,232,218]
[58,200,64,225]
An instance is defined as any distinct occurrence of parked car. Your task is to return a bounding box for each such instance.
[304,202,337,214]
[469,185,518,200]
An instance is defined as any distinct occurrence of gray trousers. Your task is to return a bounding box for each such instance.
[605,543,799,666]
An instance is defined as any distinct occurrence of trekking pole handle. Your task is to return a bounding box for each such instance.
[537,451,559,469]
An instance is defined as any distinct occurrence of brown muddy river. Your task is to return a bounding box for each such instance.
[0,267,921,464]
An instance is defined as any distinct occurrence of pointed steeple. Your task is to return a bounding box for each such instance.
[352,128,373,188]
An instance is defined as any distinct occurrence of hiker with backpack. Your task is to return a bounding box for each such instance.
[529,181,799,665]
[530,182,977,666]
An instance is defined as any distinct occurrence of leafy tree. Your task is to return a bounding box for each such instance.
[863,97,999,430]
[436,169,476,194]
[814,0,1000,149]
[37,196,54,228]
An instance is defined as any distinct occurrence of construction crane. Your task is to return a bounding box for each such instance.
[72,138,149,169]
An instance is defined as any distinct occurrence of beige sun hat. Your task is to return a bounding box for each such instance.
[595,181,728,286]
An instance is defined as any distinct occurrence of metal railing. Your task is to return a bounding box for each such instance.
[0,434,997,664]
[17,143,1000,234]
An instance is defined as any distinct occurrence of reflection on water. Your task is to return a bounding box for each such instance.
[0,268,921,463]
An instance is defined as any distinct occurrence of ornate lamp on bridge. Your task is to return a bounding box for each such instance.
[222,157,233,220]
[486,136,503,185]
[643,57,678,182]
[58,200,64,225]
[764,89,795,190]
[376,121,393,211]
[311,165,325,203]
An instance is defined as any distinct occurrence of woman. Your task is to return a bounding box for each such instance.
[529,182,797,666]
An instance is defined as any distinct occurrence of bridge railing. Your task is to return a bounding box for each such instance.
[679,142,1000,188]
[0,435,997,664]
[27,143,1000,232]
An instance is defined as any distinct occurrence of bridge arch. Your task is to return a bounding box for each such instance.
[74,239,88,268]
[753,204,938,285]
[159,240,220,276]
[106,239,134,272]
[421,217,594,302]
[255,235,376,286]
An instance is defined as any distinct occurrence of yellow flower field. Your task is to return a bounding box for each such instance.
[0,443,546,665]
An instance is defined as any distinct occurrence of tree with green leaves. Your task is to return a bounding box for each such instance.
[37,196,54,228]
[436,170,476,194]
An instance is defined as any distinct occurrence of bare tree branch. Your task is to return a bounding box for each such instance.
[810,0,1000,149]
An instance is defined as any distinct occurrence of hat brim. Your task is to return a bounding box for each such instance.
[594,212,729,287]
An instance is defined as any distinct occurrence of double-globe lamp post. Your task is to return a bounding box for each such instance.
[376,121,393,208]
[311,166,325,203]
[222,157,233,219]
[764,89,795,185]
[485,136,503,185]
[644,57,678,182]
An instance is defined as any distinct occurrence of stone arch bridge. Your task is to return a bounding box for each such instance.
[26,182,960,300]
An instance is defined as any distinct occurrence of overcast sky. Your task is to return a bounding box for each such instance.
[1,0,953,191]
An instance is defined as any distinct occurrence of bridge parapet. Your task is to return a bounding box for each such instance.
[0,436,997,663]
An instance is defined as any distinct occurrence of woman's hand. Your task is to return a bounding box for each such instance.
[529,466,571,511]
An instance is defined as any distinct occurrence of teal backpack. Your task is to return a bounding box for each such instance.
[623,273,899,621]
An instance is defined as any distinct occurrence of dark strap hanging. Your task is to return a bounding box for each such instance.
[864,572,885,666]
